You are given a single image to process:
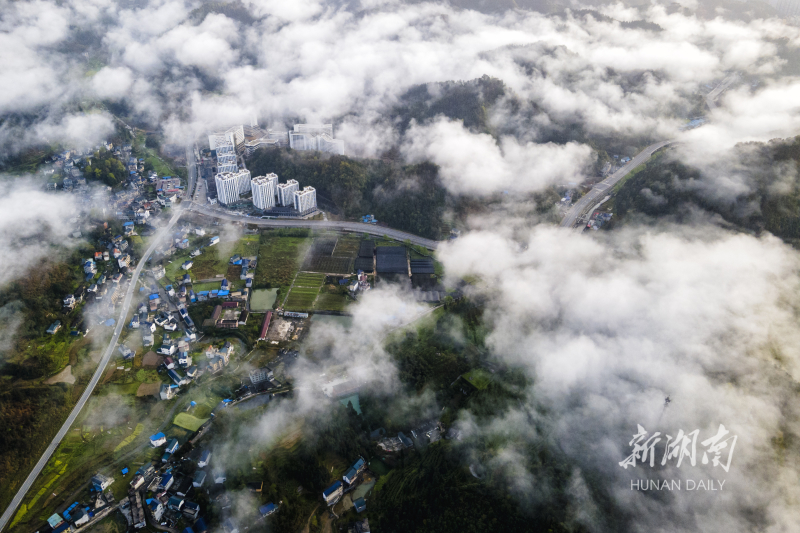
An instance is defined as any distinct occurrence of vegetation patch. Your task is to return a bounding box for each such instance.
[173,413,209,432]
[254,231,310,291]
[294,273,325,287]
[314,292,349,312]
[113,423,144,452]
[461,368,492,390]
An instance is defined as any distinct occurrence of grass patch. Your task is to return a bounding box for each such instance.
[374,470,394,492]
[462,368,492,390]
[113,423,144,452]
[173,412,209,432]
[294,273,325,286]
[191,235,260,280]
[192,281,222,292]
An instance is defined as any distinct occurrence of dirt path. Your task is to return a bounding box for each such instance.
[300,504,320,533]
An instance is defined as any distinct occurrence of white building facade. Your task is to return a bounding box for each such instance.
[293,186,317,214]
[276,179,299,206]
[251,173,278,210]
[215,173,240,205]
[234,168,251,194]
[215,141,238,173]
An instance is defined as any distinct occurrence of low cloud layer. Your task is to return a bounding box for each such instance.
[2,0,800,198]
[438,222,800,532]
[402,117,593,194]
[0,177,82,286]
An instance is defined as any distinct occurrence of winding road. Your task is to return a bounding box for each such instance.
[187,203,440,250]
[560,140,673,229]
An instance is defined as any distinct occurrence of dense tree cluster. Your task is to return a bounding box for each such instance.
[83,147,126,187]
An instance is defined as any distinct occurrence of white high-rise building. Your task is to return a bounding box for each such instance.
[293,186,317,214]
[276,179,299,206]
[235,169,251,194]
[215,169,251,205]
[215,173,240,205]
[251,173,278,210]
[215,141,238,173]
[289,124,344,155]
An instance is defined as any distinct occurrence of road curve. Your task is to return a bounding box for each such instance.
[0,209,184,533]
[187,203,440,250]
[560,140,673,229]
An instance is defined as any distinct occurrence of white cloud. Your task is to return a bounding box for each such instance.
[91,67,135,99]
[439,221,800,532]
[402,117,592,195]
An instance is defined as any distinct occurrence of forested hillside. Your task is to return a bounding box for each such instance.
[390,75,507,134]
[611,136,800,244]
[246,149,447,240]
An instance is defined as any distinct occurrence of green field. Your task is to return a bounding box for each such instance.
[254,232,310,291]
[173,412,209,432]
[190,235,260,280]
[285,285,319,310]
[294,273,325,286]
[332,236,361,257]
[314,292,349,312]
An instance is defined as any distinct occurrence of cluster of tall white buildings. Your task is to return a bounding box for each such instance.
[289,124,345,156]
[217,170,316,215]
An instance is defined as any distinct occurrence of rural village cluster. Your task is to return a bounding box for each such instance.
[27,122,453,533]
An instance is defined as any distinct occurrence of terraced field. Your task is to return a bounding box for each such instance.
[284,286,320,310]
[294,273,325,286]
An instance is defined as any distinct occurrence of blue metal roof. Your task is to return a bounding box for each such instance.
[323,480,342,497]
[150,432,165,441]
[354,497,366,513]
[260,502,277,515]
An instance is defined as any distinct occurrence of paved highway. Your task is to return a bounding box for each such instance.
[0,209,184,533]
[187,203,440,250]
[560,140,673,229]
